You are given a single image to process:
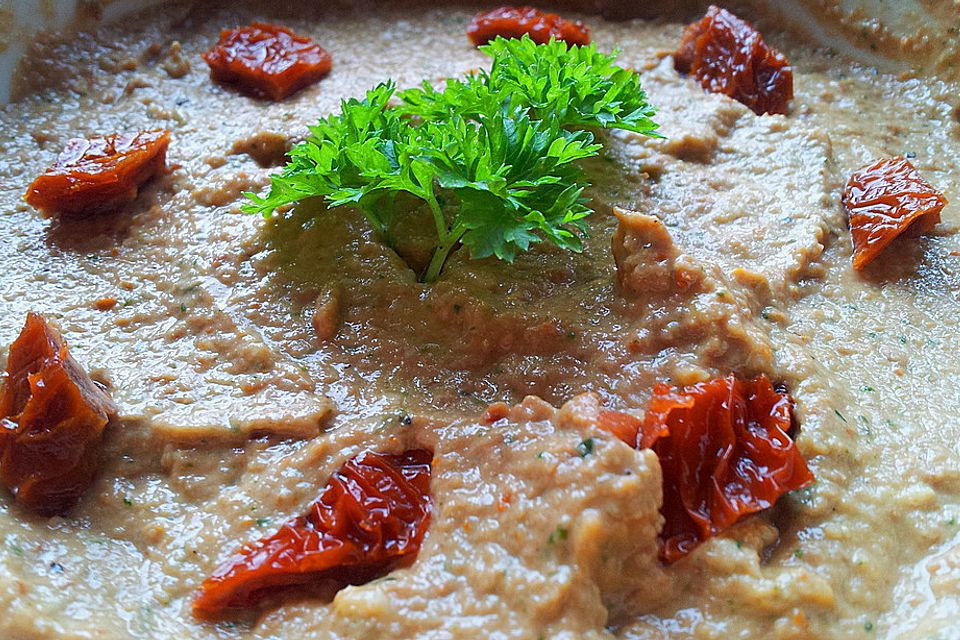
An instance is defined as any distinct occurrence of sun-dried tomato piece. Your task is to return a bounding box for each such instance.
[674,6,793,115]
[24,130,170,217]
[467,6,590,47]
[842,157,947,270]
[193,449,433,620]
[642,375,813,563]
[0,313,117,515]
[597,409,667,450]
[203,22,333,101]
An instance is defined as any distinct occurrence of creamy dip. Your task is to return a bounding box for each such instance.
[0,1,959,638]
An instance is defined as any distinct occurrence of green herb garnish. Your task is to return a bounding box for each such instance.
[244,36,659,282]
[576,437,595,457]
[399,36,659,133]
[547,525,569,545]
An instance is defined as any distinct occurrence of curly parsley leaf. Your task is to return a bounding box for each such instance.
[244,35,660,282]
[399,36,661,136]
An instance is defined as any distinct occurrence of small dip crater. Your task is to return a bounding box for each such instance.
[230,131,291,167]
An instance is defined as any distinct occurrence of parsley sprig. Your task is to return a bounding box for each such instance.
[244,36,660,282]
[399,36,659,133]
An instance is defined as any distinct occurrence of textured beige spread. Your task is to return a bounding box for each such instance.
[0,1,959,638]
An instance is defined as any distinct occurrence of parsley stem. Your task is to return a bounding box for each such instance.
[422,222,467,283]
[360,204,389,245]
[425,194,447,248]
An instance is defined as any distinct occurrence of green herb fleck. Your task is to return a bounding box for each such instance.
[834,409,848,423]
[256,518,270,527]
[244,36,660,282]
[864,621,874,632]
[576,438,595,457]
[860,385,874,392]
[547,525,569,545]
[123,496,133,507]
[793,482,818,506]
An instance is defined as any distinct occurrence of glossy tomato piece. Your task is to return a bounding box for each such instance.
[597,409,667,450]
[203,22,333,100]
[0,313,117,515]
[193,449,433,620]
[842,156,947,270]
[674,6,792,115]
[643,375,813,563]
[24,130,170,217]
[467,6,590,47]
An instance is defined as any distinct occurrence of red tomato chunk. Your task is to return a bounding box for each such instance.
[24,130,170,217]
[0,313,117,516]
[674,6,793,115]
[467,6,590,47]
[842,156,947,270]
[193,449,433,620]
[642,375,813,563]
[203,22,333,100]
[597,409,666,450]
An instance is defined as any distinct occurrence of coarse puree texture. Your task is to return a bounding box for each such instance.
[0,1,959,638]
